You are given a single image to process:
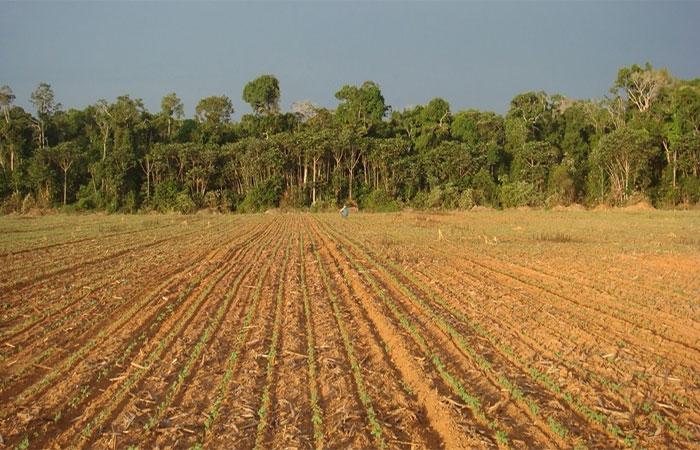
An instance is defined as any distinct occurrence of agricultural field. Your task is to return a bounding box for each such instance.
[1,210,699,450]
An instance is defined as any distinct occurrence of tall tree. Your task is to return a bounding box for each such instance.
[0,109,35,175]
[506,91,550,144]
[291,100,318,131]
[613,62,671,113]
[512,141,560,192]
[108,95,145,130]
[92,100,111,161]
[49,141,81,205]
[242,75,280,115]
[590,126,655,204]
[195,96,234,124]
[0,85,19,172]
[0,85,15,123]
[391,106,423,141]
[335,81,388,135]
[30,82,60,148]
[100,95,145,201]
[414,98,452,151]
[161,92,184,138]
[665,83,700,191]
[339,129,365,201]
[421,98,451,128]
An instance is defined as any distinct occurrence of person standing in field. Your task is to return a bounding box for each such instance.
[340,204,348,218]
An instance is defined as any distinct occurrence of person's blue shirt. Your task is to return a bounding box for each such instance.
[341,205,348,218]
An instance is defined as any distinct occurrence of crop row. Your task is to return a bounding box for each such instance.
[2,219,275,448]
[308,220,514,448]
[327,215,699,449]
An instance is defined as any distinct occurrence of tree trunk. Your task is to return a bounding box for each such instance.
[312,158,317,204]
[600,167,605,203]
[362,156,368,184]
[663,140,677,190]
[673,150,677,190]
[89,168,97,194]
[63,169,68,205]
[347,147,362,201]
[624,160,630,201]
[298,153,303,189]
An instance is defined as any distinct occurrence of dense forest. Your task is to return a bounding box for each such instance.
[1,63,699,214]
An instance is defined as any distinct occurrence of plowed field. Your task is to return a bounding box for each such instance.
[1,210,699,449]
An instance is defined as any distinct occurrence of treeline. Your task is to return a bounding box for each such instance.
[1,64,699,214]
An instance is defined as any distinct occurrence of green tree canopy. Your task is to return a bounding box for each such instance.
[613,62,671,113]
[195,96,234,124]
[0,85,16,123]
[242,74,280,115]
[160,92,184,138]
[591,126,655,204]
[335,81,388,135]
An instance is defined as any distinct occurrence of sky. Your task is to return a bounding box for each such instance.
[1,1,699,119]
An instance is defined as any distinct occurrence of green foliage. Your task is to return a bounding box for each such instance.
[411,184,460,210]
[548,417,570,439]
[591,126,656,205]
[221,189,243,212]
[358,188,400,212]
[242,74,280,115]
[195,96,234,124]
[121,190,139,214]
[1,192,22,213]
[457,188,476,210]
[203,190,221,210]
[499,180,542,208]
[546,161,576,207]
[511,141,560,192]
[76,185,117,212]
[144,179,196,214]
[309,199,333,213]
[150,180,178,213]
[238,176,283,213]
[679,175,700,204]
[18,435,30,450]
[175,191,196,214]
[451,110,480,144]
[335,81,388,135]
[1,65,699,214]
[279,185,306,210]
[472,168,499,206]
[422,140,478,188]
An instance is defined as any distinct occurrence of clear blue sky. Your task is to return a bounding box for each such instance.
[2,1,699,118]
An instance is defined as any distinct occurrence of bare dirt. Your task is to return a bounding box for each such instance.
[1,210,699,449]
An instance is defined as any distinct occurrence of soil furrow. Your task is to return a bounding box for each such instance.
[202,219,290,449]
[0,219,269,403]
[263,229,315,449]
[318,217,627,449]
[86,219,285,450]
[32,219,282,450]
[0,219,273,444]
[308,219,512,449]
